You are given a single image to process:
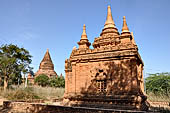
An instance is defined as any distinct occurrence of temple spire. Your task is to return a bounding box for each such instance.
[121,16,130,34]
[35,48,58,78]
[42,49,52,62]
[104,5,115,29]
[77,24,91,49]
[81,24,88,40]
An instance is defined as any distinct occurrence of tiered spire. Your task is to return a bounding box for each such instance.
[104,5,116,29]
[42,49,52,63]
[121,16,130,34]
[77,24,91,49]
[35,49,58,78]
[40,49,54,70]
[81,24,88,40]
[93,5,119,48]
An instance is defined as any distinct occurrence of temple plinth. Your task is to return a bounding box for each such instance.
[64,6,148,111]
[35,49,57,78]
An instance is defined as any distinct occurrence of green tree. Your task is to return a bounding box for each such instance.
[0,44,32,90]
[34,74,49,87]
[145,72,170,96]
[57,76,65,88]
[49,76,58,87]
[49,76,65,88]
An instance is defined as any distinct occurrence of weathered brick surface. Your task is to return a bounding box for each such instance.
[3,101,147,113]
[64,6,148,111]
[35,49,57,78]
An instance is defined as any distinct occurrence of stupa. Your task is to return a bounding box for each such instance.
[64,6,148,110]
[27,73,34,84]
[35,49,57,78]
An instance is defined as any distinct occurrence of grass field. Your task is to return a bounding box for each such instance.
[0,85,64,101]
[147,92,170,102]
[0,85,169,103]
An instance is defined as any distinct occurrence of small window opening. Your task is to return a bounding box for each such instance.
[96,80,106,93]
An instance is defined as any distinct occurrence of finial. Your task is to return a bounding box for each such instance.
[81,24,88,40]
[78,24,91,49]
[47,48,49,51]
[122,16,130,33]
[104,5,115,28]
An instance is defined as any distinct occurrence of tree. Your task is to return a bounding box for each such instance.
[0,44,32,90]
[49,76,65,88]
[145,72,170,96]
[57,76,65,88]
[49,76,58,87]
[34,74,49,87]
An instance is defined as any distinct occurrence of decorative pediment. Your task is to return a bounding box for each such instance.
[95,69,107,80]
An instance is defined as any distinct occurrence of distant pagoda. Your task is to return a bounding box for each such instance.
[35,49,57,78]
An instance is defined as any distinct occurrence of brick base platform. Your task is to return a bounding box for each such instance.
[2,101,149,113]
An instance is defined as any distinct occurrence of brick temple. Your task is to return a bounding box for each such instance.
[64,6,148,110]
[35,49,58,78]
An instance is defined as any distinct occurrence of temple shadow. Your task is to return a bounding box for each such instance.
[65,60,149,111]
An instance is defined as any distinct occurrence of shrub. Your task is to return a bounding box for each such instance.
[34,74,49,87]
[3,87,40,100]
[145,72,170,96]
[49,76,65,88]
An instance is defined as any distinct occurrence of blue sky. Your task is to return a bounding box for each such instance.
[0,0,169,77]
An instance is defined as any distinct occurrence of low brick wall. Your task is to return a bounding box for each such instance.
[3,101,146,113]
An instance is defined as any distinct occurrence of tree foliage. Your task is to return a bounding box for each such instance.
[34,74,49,87]
[49,76,65,88]
[145,72,170,96]
[0,44,32,89]
[35,74,65,88]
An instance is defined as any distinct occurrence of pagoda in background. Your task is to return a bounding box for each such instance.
[35,49,58,78]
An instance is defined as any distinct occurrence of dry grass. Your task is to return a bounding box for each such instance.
[0,85,65,101]
[1,85,168,102]
[31,85,65,100]
[147,92,170,102]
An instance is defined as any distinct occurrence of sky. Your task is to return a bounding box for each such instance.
[0,0,170,77]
